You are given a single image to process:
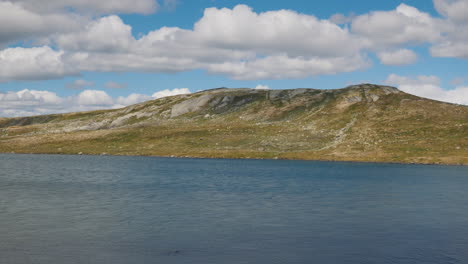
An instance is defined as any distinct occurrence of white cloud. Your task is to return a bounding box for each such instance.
[431,40,468,59]
[8,0,158,15]
[15,89,63,104]
[105,81,128,89]
[194,5,363,57]
[385,74,468,105]
[349,1,468,60]
[152,88,191,99]
[0,4,433,82]
[434,0,468,22]
[207,54,370,80]
[385,73,440,87]
[66,79,94,89]
[0,87,192,117]
[116,88,191,105]
[429,1,468,59]
[1,2,468,84]
[0,91,112,116]
[351,4,441,48]
[76,90,114,106]
[116,93,152,105]
[377,49,418,65]
[0,89,65,116]
[254,85,270,90]
[0,1,83,46]
[0,46,76,82]
[56,5,368,80]
[56,16,134,52]
[0,0,161,46]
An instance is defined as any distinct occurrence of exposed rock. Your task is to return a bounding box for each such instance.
[268,90,283,100]
[171,94,215,118]
[367,94,380,102]
[109,111,153,128]
[63,119,111,132]
[267,89,312,101]
[1,84,466,165]
[212,94,259,113]
[346,96,363,103]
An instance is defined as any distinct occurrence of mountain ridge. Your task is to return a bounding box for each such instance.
[1,84,467,165]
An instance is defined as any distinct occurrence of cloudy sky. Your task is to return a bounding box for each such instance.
[0,0,467,117]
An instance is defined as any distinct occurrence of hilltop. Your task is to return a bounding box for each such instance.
[0,84,467,165]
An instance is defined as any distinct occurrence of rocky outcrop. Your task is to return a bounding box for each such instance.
[171,94,215,118]
[1,84,467,165]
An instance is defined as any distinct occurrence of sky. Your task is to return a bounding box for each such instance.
[0,0,467,117]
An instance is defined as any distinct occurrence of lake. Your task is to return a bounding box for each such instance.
[0,154,467,264]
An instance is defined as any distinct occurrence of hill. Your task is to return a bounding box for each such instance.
[0,84,467,165]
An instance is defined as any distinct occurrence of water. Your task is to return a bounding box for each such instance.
[1,154,467,264]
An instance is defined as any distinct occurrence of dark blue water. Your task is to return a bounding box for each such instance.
[1,154,467,264]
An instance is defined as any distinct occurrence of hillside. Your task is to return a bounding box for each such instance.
[0,84,467,165]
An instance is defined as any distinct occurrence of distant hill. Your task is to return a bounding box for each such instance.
[0,84,467,165]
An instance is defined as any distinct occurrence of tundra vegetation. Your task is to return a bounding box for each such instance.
[0,84,467,165]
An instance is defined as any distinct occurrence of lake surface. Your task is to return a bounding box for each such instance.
[0,154,467,264]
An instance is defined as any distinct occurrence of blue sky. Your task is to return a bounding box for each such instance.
[0,0,467,116]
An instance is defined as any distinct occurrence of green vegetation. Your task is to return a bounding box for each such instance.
[0,84,467,165]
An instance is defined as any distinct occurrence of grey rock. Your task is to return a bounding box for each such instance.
[367,94,380,102]
[346,96,363,103]
[268,90,284,100]
[171,94,215,118]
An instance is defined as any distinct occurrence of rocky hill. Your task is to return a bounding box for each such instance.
[0,84,467,165]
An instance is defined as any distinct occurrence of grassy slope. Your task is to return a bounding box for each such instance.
[0,85,467,165]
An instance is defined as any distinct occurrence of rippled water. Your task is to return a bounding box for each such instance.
[1,154,467,264]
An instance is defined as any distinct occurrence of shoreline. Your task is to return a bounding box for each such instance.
[1,151,466,167]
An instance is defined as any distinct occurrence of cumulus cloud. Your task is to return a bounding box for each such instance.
[430,0,468,59]
[0,2,467,83]
[152,88,191,99]
[434,0,468,22]
[431,39,468,59]
[8,0,158,15]
[207,54,370,80]
[105,81,128,89]
[385,74,468,105]
[0,1,84,46]
[0,88,192,117]
[56,16,134,52]
[66,79,94,89]
[254,85,270,90]
[0,0,163,47]
[377,49,418,65]
[116,93,152,105]
[194,5,363,57]
[76,90,114,105]
[351,4,441,49]
[0,4,372,82]
[348,1,468,60]
[0,89,65,117]
[0,46,76,82]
